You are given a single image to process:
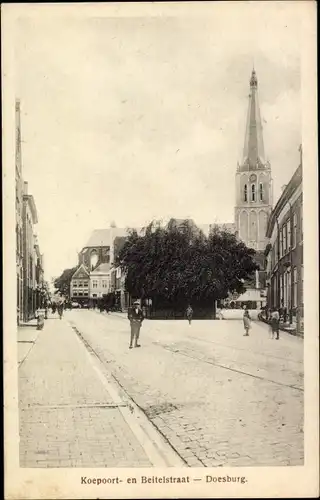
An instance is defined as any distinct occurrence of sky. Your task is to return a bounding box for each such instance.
[14,4,302,281]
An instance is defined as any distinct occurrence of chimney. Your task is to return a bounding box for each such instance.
[24,181,28,195]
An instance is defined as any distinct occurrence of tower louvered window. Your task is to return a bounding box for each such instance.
[251,184,256,201]
[244,184,248,202]
[259,183,263,201]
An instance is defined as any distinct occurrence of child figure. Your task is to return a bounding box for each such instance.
[243,306,251,336]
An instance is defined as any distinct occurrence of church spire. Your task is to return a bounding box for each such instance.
[242,69,265,169]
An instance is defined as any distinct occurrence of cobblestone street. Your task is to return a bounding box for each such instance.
[19,310,304,468]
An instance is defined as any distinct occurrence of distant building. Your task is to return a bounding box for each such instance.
[78,226,128,271]
[110,235,130,310]
[265,158,303,334]
[22,182,38,321]
[34,235,45,309]
[167,218,202,235]
[214,70,272,308]
[70,264,90,306]
[89,263,111,305]
[15,100,24,322]
[234,69,273,251]
[16,100,45,322]
[110,265,130,311]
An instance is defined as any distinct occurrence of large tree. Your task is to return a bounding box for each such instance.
[117,220,258,314]
[54,266,77,297]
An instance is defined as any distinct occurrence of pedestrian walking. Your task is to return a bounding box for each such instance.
[270,308,280,340]
[243,306,251,336]
[128,301,144,349]
[57,302,64,320]
[186,305,193,325]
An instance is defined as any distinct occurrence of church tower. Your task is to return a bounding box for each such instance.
[235,69,273,251]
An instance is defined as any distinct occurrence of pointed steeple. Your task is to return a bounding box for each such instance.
[242,69,265,169]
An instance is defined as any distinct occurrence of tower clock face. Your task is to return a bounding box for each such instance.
[249,174,257,182]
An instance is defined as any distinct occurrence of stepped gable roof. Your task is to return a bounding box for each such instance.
[91,263,111,274]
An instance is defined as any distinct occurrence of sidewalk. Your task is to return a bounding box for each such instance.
[18,315,152,468]
[18,319,40,366]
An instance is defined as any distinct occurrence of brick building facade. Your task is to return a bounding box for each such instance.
[265,158,303,334]
[70,264,90,306]
[16,100,24,322]
[22,182,39,321]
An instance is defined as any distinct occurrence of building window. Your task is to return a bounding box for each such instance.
[259,183,263,201]
[283,224,287,254]
[287,271,291,309]
[102,280,108,288]
[283,272,287,308]
[293,213,297,248]
[300,209,303,242]
[287,219,291,250]
[273,277,277,308]
[78,292,83,296]
[293,267,298,308]
[83,281,88,287]
[73,282,77,287]
[73,291,78,296]
[78,281,83,287]
[84,292,88,296]
[92,280,98,288]
[279,228,283,258]
[244,184,248,202]
[251,184,255,202]
[280,274,284,305]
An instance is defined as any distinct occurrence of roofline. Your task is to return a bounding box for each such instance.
[24,194,38,224]
[71,263,90,278]
[266,164,302,237]
[90,271,111,275]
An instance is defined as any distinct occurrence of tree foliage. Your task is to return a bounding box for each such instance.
[117,219,258,307]
[54,266,77,297]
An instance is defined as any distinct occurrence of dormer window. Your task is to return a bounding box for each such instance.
[251,184,256,202]
[244,184,248,202]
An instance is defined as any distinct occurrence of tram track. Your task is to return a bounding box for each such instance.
[70,312,303,393]
[159,343,303,393]
[187,334,303,365]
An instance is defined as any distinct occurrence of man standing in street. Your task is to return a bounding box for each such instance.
[128,300,144,349]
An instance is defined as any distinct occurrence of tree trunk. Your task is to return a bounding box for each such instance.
[212,300,216,320]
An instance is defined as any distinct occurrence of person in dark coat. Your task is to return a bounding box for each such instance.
[57,302,64,320]
[128,301,144,349]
